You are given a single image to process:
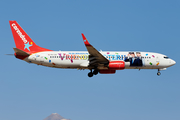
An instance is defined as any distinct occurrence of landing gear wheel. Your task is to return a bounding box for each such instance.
[88,72,93,77]
[157,72,161,76]
[93,70,99,75]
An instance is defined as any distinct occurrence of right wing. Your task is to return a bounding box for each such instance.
[81,33,109,67]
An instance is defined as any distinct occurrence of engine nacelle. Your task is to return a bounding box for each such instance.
[108,61,125,70]
[99,70,116,74]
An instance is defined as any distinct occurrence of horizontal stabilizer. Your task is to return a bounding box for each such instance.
[13,48,30,56]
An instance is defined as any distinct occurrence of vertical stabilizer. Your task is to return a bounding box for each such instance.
[9,21,52,54]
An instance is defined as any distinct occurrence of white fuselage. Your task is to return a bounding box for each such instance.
[25,51,176,70]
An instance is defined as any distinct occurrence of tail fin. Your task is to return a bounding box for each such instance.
[9,21,52,54]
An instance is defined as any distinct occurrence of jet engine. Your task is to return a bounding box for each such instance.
[108,61,125,70]
[99,61,125,74]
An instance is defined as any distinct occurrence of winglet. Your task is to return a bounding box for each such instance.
[81,33,91,46]
[81,33,109,64]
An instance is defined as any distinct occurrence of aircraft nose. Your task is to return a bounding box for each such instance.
[171,59,176,66]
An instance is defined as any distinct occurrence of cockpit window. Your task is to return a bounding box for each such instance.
[164,56,169,59]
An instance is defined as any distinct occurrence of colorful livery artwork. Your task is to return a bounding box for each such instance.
[9,21,176,77]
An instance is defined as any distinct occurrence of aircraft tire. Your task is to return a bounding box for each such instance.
[88,72,93,77]
[157,72,161,76]
[93,70,99,75]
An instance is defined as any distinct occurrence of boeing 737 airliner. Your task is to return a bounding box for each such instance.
[9,21,176,77]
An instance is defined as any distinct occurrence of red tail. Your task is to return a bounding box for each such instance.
[9,21,52,54]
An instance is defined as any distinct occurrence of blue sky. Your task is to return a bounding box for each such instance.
[0,0,180,120]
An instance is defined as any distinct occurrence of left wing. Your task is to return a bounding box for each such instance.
[81,33,109,67]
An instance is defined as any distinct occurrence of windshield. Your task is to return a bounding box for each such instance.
[164,56,169,59]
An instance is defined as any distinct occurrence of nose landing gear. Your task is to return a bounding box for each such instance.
[157,72,161,76]
[157,69,161,76]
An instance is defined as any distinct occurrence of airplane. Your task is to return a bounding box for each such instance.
[9,21,176,77]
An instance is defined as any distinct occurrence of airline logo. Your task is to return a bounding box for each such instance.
[24,42,33,51]
[12,23,33,51]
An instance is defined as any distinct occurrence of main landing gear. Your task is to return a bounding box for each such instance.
[88,69,99,77]
[157,69,161,76]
